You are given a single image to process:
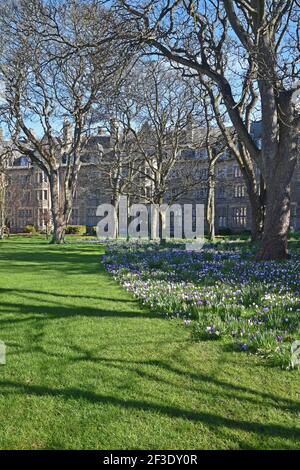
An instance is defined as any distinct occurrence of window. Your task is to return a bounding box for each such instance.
[232,207,247,226]
[20,156,29,167]
[24,191,31,203]
[19,175,28,185]
[37,172,47,184]
[86,207,97,226]
[181,149,196,159]
[234,166,242,178]
[71,208,79,225]
[201,169,208,179]
[218,216,227,227]
[234,184,246,198]
[18,209,33,225]
[194,168,208,179]
[217,186,226,198]
[44,190,48,201]
[14,156,29,167]
[37,209,50,228]
[194,188,207,200]
[218,207,227,227]
[217,167,225,178]
[195,149,207,159]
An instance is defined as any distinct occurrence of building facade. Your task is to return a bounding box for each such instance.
[1,123,300,234]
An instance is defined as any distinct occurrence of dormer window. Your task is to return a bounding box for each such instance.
[20,156,29,167]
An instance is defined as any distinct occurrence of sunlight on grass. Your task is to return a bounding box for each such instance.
[0,237,299,449]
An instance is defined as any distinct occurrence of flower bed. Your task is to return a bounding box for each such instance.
[103,241,300,368]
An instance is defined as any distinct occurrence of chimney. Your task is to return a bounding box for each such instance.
[110,118,119,140]
[63,118,72,148]
[186,113,195,144]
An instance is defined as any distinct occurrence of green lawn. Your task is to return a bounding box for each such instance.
[0,237,299,450]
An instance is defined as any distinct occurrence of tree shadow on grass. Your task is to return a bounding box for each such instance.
[0,287,134,303]
[8,338,300,416]
[63,346,300,412]
[0,245,105,276]
[0,299,159,320]
[0,378,299,442]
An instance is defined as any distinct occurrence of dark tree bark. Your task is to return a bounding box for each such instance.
[256,153,297,259]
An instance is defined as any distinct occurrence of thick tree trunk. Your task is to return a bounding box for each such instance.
[256,148,296,260]
[51,217,66,244]
[256,183,291,260]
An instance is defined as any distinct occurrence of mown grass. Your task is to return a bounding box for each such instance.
[0,237,299,449]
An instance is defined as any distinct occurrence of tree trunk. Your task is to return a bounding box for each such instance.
[111,193,120,239]
[256,149,296,260]
[51,216,66,244]
[244,175,264,242]
[49,172,66,244]
[149,199,167,244]
[154,196,167,245]
[239,154,265,242]
[206,163,215,241]
[256,183,291,260]
[159,209,167,245]
[248,191,264,242]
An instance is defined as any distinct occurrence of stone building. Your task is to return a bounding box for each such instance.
[1,122,300,234]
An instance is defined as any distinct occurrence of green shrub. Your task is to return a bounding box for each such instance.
[65,225,86,235]
[24,224,36,234]
[85,226,97,236]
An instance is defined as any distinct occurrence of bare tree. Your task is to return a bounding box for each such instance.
[200,97,226,241]
[115,0,300,259]
[84,120,142,239]
[101,60,227,241]
[0,0,112,243]
[121,60,205,241]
